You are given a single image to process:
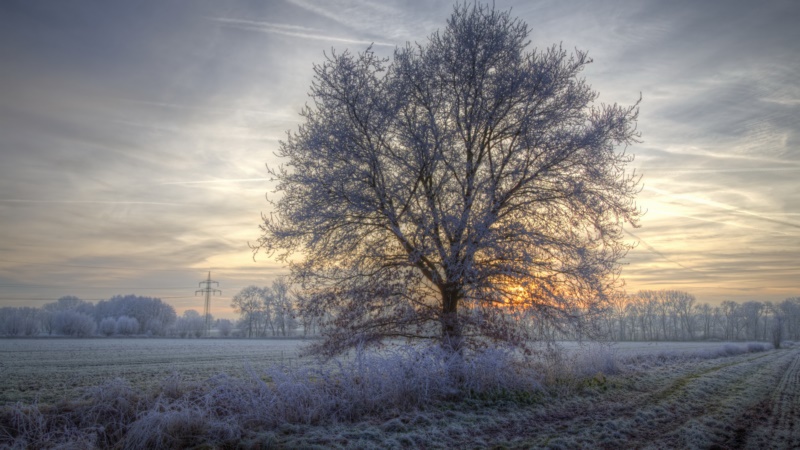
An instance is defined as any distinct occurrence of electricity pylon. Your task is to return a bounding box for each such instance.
[196,271,221,337]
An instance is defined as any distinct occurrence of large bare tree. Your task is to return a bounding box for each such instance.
[254,3,641,355]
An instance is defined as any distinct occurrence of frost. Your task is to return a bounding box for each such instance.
[2,340,797,448]
[254,2,641,354]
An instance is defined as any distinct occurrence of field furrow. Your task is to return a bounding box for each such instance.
[437,349,799,449]
[624,350,795,449]
[4,340,797,448]
[744,351,800,449]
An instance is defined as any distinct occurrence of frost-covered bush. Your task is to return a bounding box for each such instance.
[322,345,541,416]
[533,343,620,392]
[746,342,770,352]
[722,343,745,356]
[570,344,620,376]
[0,307,40,336]
[216,319,234,337]
[93,295,176,335]
[115,316,140,335]
[1,402,96,449]
[54,311,97,337]
[204,345,542,425]
[144,318,166,336]
[620,342,777,368]
[122,399,240,450]
[99,317,117,336]
[0,345,547,448]
[172,311,205,338]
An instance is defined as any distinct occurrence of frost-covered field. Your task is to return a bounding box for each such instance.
[2,339,798,448]
[0,338,744,405]
[0,338,306,405]
[264,342,799,449]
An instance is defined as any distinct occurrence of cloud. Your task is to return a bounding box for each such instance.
[1,0,798,311]
[113,98,297,119]
[157,178,272,186]
[643,186,800,231]
[282,0,443,42]
[211,17,395,47]
[0,199,184,206]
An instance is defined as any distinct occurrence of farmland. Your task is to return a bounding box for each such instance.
[0,338,306,405]
[1,339,798,448]
[271,343,800,449]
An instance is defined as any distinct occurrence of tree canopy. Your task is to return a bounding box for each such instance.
[255,3,641,355]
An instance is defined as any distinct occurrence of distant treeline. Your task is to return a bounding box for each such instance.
[0,295,233,338]
[2,290,798,346]
[589,291,800,346]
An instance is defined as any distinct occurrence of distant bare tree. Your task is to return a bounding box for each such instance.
[254,3,641,355]
[720,301,743,341]
[695,303,715,340]
[231,286,264,338]
[271,277,297,337]
[779,297,800,341]
[741,301,765,341]
[767,302,784,348]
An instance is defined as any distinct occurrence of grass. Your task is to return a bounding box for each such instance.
[0,341,779,448]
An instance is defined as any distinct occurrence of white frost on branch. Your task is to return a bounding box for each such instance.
[254,3,642,355]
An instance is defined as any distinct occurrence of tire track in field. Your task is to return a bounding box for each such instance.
[743,351,800,449]
[622,349,798,449]
[261,349,799,449]
[500,350,796,449]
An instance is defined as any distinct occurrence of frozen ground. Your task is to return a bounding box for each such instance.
[0,338,749,405]
[272,345,800,449]
[1,339,797,448]
[0,338,306,404]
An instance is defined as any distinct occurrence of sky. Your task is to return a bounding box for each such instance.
[0,0,798,319]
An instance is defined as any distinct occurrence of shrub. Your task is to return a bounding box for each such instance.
[722,344,745,356]
[0,345,626,448]
[746,342,770,352]
[99,317,117,336]
[115,316,140,335]
[122,400,240,450]
[54,311,97,337]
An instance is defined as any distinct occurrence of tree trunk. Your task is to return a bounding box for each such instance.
[440,284,463,354]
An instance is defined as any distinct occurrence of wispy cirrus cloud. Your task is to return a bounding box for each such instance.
[211,17,395,47]
[158,178,271,186]
[0,199,183,206]
[282,0,441,42]
[644,186,800,231]
[0,0,797,312]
